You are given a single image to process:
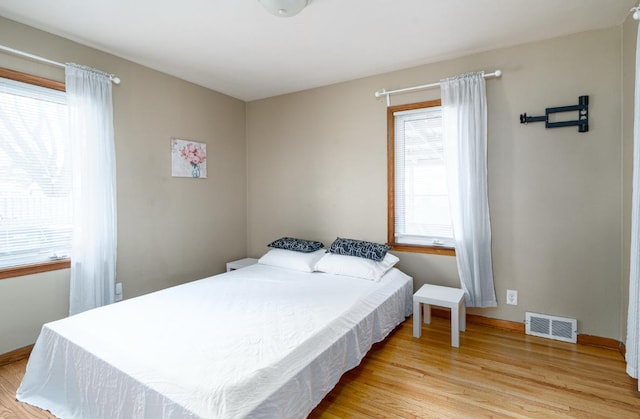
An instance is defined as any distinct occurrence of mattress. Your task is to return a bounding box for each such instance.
[17,264,413,418]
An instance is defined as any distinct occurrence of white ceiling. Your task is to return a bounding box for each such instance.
[0,0,635,101]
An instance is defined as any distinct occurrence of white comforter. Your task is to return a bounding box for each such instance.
[17,264,412,418]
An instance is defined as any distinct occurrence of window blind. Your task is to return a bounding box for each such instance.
[394,106,454,247]
[0,77,71,268]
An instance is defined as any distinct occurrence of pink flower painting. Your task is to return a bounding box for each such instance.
[171,138,207,178]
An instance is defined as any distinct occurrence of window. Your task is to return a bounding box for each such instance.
[0,68,71,276]
[387,99,455,255]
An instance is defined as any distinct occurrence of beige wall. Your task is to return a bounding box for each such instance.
[247,27,623,339]
[0,17,247,354]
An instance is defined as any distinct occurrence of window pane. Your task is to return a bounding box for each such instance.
[0,77,71,269]
[393,105,454,247]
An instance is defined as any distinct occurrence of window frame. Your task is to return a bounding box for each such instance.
[387,99,455,256]
[0,67,70,280]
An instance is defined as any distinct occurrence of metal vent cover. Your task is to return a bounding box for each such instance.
[525,312,577,343]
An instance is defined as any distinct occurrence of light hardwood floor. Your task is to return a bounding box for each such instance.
[1,316,639,418]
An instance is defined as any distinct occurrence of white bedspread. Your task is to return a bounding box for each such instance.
[17,264,412,418]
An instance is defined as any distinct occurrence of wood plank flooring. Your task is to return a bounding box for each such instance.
[1,316,639,418]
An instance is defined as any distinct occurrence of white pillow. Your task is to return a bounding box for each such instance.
[314,251,399,281]
[258,248,326,273]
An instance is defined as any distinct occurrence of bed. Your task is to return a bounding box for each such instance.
[17,250,413,418]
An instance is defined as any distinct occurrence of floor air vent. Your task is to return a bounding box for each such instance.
[525,312,577,343]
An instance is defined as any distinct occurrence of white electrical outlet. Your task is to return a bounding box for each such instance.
[506,289,518,305]
[115,282,123,302]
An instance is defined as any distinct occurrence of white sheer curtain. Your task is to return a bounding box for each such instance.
[440,71,497,307]
[66,63,117,316]
[626,20,640,388]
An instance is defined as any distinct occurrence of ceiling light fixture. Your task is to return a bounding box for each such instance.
[259,0,310,17]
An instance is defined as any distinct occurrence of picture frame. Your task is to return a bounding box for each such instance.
[171,138,207,178]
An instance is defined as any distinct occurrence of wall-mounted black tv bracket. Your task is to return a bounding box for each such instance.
[519,95,589,133]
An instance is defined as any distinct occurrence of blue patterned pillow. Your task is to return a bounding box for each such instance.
[268,237,324,253]
[327,237,391,262]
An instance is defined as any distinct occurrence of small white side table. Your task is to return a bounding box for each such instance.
[413,284,466,348]
[226,257,258,272]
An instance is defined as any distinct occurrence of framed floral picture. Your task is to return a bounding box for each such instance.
[171,138,207,178]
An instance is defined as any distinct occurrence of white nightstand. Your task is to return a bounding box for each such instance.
[413,284,466,348]
[226,257,258,272]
